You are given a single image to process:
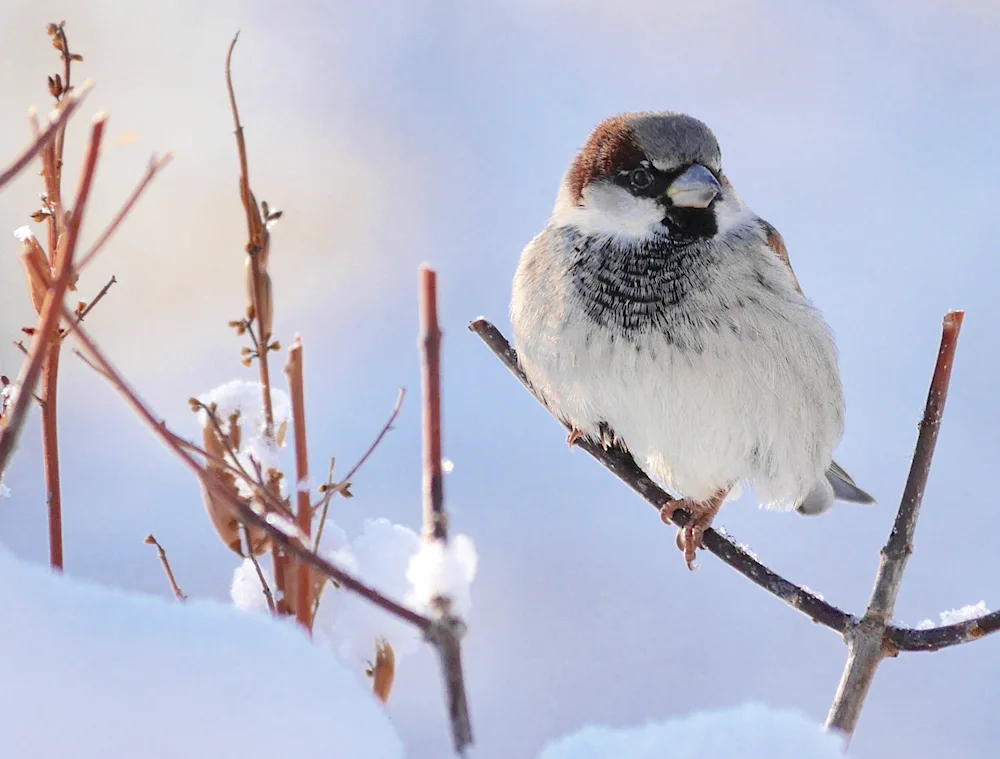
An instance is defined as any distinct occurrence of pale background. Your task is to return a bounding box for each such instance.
[1,2,998,757]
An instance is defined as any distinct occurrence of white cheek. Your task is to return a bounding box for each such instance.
[713,188,755,236]
[553,182,664,239]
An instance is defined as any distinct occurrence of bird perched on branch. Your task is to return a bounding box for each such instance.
[511,112,873,569]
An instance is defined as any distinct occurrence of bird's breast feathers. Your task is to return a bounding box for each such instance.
[511,221,845,508]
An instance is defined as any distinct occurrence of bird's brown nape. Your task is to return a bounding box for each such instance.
[565,116,645,205]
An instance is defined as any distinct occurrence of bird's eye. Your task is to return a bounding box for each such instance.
[630,167,653,191]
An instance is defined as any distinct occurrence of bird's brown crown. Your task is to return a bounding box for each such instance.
[564,112,722,205]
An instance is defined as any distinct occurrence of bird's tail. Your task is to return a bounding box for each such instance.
[795,460,875,516]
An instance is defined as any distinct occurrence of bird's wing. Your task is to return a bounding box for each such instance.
[759,220,803,295]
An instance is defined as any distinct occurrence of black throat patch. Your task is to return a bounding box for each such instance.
[563,226,718,340]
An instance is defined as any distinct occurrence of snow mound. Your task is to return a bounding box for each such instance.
[0,543,403,759]
[536,703,846,759]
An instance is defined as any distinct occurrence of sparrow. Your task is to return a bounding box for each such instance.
[510,111,873,569]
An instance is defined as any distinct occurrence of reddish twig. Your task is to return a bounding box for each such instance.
[76,154,173,271]
[0,219,85,480]
[62,275,117,341]
[1,116,106,570]
[826,311,964,739]
[285,337,313,630]
[225,35,287,611]
[63,310,433,631]
[144,534,186,601]
[420,268,447,542]
[420,266,473,754]
[0,83,90,191]
[225,35,275,432]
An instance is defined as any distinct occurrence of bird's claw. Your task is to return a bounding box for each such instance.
[663,492,727,571]
[566,428,584,448]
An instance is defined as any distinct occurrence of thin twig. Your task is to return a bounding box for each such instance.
[243,524,276,614]
[312,457,337,550]
[420,268,448,542]
[421,267,473,754]
[826,311,964,739]
[63,310,432,631]
[0,116,106,557]
[75,275,117,322]
[144,534,186,601]
[469,317,1000,656]
[49,22,74,169]
[60,275,117,343]
[226,35,285,610]
[0,83,90,191]
[313,389,407,551]
[0,251,78,477]
[182,399,294,520]
[285,337,313,630]
[334,388,407,496]
[42,110,108,572]
[225,34,275,433]
[76,154,173,271]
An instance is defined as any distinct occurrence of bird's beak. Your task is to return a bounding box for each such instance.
[666,164,721,209]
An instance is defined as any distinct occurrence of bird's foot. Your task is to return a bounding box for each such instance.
[566,428,584,448]
[661,491,727,571]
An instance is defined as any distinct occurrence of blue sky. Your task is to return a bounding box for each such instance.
[2,2,999,757]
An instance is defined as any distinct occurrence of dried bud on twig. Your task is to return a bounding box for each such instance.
[16,228,51,315]
[199,416,270,556]
[244,258,273,340]
[368,637,396,704]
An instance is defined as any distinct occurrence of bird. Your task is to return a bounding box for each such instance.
[510,111,874,569]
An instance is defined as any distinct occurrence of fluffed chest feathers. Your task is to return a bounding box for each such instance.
[511,226,846,507]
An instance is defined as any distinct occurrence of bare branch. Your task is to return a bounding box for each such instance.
[225,36,288,613]
[0,116,106,511]
[225,34,275,434]
[420,268,447,543]
[469,318,855,632]
[422,267,473,754]
[74,275,117,322]
[333,389,406,500]
[285,337,313,630]
[243,525,276,615]
[827,311,964,738]
[471,316,1000,653]
[0,82,90,191]
[311,388,407,627]
[76,154,173,270]
[144,534,186,602]
[60,275,117,344]
[873,310,965,617]
[889,610,1000,651]
[63,311,433,632]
